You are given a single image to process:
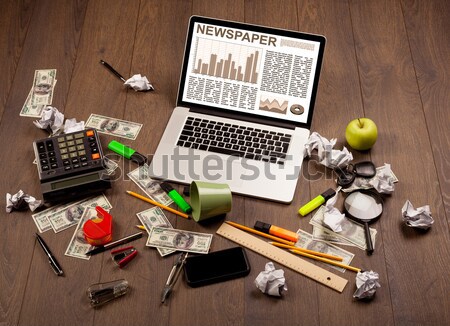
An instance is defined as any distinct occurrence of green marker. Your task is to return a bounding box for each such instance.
[160,182,192,214]
[108,140,147,165]
[298,188,336,216]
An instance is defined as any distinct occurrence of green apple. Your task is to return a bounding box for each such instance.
[345,118,378,150]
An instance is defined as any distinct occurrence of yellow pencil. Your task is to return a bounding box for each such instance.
[225,221,295,246]
[126,190,189,219]
[136,225,146,231]
[269,241,344,261]
[289,249,361,273]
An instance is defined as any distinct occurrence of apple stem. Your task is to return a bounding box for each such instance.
[358,118,363,128]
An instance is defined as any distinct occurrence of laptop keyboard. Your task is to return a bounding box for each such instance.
[176,117,291,165]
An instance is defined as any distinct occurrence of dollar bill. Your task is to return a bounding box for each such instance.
[20,88,45,117]
[341,165,399,193]
[31,69,57,106]
[48,194,112,233]
[64,208,97,260]
[31,202,74,233]
[85,114,143,140]
[146,227,212,254]
[310,206,376,250]
[312,225,356,247]
[295,229,355,273]
[136,207,175,257]
[128,164,173,206]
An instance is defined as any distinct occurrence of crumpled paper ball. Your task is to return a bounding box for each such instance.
[402,200,434,230]
[6,190,42,213]
[353,270,381,300]
[124,74,154,91]
[254,262,287,297]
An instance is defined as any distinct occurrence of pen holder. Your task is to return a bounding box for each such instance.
[87,279,129,307]
[190,181,232,222]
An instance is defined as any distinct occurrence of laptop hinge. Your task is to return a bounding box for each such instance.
[188,106,299,130]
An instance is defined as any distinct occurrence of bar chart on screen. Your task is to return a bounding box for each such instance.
[192,37,262,84]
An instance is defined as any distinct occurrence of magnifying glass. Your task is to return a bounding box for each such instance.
[343,190,383,255]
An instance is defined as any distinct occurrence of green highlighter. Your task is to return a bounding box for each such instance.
[160,182,192,214]
[108,140,147,165]
[298,188,336,216]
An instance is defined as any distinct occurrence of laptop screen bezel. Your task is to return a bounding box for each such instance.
[176,15,326,129]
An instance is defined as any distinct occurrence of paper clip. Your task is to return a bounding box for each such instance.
[111,246,138,268]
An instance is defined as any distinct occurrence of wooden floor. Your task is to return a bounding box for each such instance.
[1,0,449,325]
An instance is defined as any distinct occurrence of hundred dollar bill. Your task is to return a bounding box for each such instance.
[31,69,57,106]
[20,88,45,117]
[146,227,212,254]
[85,114,143,140]
[312,225,356,247]
[310,206,376,250]
[295,229,355,273]
[48,194,112,233]
[341,165,399,193]
[128,164,173,206]
[31,201,74,233]
[64,208,97,260]
[136,207,175,257]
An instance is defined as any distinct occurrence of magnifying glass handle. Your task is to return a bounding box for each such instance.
[364,222,374,255]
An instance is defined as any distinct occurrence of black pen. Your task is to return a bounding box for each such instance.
[100,59,126,82]
[85,232,143,256]
[35,233,64,276]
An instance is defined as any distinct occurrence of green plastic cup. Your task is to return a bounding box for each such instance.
[190,181,232,222]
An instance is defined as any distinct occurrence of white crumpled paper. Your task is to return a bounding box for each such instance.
[124,74,154,91]
[304,132,353,168]
[401,200,434,230]
[369,163,395,194]
[6,190,42,213]
[255,262,287,297]
[353,270,381,300]
[64,118,84,133]
[323,187,346,232]
[33,106,64,135]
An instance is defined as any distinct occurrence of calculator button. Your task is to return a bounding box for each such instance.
[60,148,68,154]
[68,146,76,152]
[39,153,47,159]
[57,137,65,143]
[72,158,79,164]
[75,139,84,145]
[70,152,78,158]
[92,153,100,160]
[66,135,74,140]
[59,142,67,149]
[73,164,80,169]
[42,165,50,171]
[81,162,88,167]
[88,137,95,142]
[91,147,98,154]
[86,130,94,137]
[78,150,86,156]
[46,141,54,150]
[63,160,70,166]
[64,166,71,171]
[40,159,48,165]
[77,145,84,151]
[74,132,84,139]
[79,156,87,162]
[61,154,69,160]
[49,157,57,163]
[48,151,56,157]
[50,163,58,169]
[67,141,75,146]
[37,142,46,153]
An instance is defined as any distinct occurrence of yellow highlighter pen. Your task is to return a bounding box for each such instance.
[298,188,336,216]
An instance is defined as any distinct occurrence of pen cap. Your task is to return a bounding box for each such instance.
[254,221,271,233]
[108,140,135,159]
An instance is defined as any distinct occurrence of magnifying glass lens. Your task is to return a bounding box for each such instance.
[344,191,382,221]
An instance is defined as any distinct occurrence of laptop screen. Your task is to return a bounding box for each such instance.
[177,16,326,128]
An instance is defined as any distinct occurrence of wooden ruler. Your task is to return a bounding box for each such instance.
[216,223,348,292]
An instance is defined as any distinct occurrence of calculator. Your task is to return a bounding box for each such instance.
[33,129,111,204]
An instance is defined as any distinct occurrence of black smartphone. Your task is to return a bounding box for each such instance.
[184,247,251,288]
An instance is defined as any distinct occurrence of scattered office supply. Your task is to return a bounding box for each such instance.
[33,128,111,204]
[184,247,250,287]
[6,190,42,213]
[353,270,381,300]
[190,181,231,222]
[20,69,57,118]
[341,164,398,193]
[100,60,126,82]
[369,163,395,194]
[33,106,64,135]
[82,206,113,246]
[160,182,192,213]
[299,188,336,216]
[268,242,344,262]
[136,225,146,231]
[304,131,353,168]
[216,222,348,292]
[335,161,375,188]
[85,231,143,256]
[63,117,84,134]
[85,114,143,140]
[401,200,434,230]
[254,262,287,297]
[254,221,299,243]
[35,233,64,276]
[146,227,212,254]
[343,190,383,255]
[161,252,188,303]
[111,246,138,268]
[225,221,295,246]
[124,74,154,91]
[150,16,326,203]
[323,186,346,232]
[289,249,361,273]
[87,279,129,307]
[108,140,147,165]
[127,190,189,219]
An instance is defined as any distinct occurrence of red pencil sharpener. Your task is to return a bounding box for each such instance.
[111,246,138,268]
[83,206,113,246]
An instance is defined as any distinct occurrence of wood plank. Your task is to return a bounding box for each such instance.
[349,0,450,325]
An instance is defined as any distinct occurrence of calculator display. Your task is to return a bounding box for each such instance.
[50,173,101,190]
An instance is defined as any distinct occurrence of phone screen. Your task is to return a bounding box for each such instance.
[184,247,251,287]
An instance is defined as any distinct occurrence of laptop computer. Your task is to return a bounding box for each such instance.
[149,16,326,203]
